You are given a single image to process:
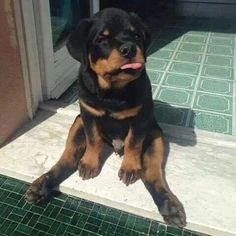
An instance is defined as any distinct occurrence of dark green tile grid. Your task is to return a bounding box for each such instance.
[58,17,236,135]
[0,174,206,236]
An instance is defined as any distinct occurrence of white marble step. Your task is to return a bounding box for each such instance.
[1,109,236,236]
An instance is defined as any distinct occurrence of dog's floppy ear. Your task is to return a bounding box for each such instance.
[129,12,151,53]
[66,18,92,65]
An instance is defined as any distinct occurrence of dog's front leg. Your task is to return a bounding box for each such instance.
[118,126,144,185]
[118,106,151,185]
[78,108,104,180]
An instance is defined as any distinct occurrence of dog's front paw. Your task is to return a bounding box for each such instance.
[78,155,100,180]
[158,192,186,227]
[25,174,53,204]
[118,160,141,185]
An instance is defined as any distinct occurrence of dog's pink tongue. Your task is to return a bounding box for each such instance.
[120,63,142,70]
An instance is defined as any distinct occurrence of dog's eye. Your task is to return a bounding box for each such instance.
[134,33,141,41]
[97,35,109,43]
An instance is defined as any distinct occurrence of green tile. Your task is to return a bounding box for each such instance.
[1,204,14,218]
[118,213,128,227]
[12,207,27,217]
[51,198,65,207]
[38,216,54,225]
[207,45,234,56]
[169,62,199,75]
[48,221,61,234]
[158,223,167,236]
[146,58,169,71]
[15,224,33,235]
[183,230,192,236]
[55,223,68,235]
[147,70,163,84]
[211,32,235,38]
[43,205,55,217]
[162,73,196,89]
[190,111,232,134]
[160,41,178,50]
[204,55,233,67]
[56,212,72,223]
[9,192,22,201]
[4,221,18,235]
[5,197,19,206]
[49,205,61,218]
[65,225,81,235]
[84,222,99,233]
[198,77,233,96]
[21,211,32,224]
[187,30,209,36]
[152,85,158,96]
[8,213,23,222]
[154,102,188,126]
[201,65,234,80]
[28,214,40,228]
[179,43,205,53]
[193,92,233,114]
[60,208,74,217]
[126,215,136,229]
[133,217,150,233]
[174,52,202,63]
[149,49,173,59]
[30,205,45,215]
[209,36,234,46]
[167,226,182,236]
[157,87,193,107]
[182,35,207,44]
[1,219,12,234]
[149,221,159,235]
[0,174,208,236]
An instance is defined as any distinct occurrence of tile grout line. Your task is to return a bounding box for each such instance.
[147,67,235,79]
[151,84,234,97]
[151,33,185,99]
[148,56,234,69]
[185,31,211,126]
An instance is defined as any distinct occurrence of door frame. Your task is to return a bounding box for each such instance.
[13,0,100,117]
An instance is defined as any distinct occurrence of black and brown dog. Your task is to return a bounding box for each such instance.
[25,8,186,227]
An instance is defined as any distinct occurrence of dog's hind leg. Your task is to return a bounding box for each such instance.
[25,115,86,203]
[141,123,186,227]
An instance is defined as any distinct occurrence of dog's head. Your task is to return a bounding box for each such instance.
[67,8,151,89]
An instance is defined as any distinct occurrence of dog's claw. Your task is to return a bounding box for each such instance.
[25,174,51,204]
[158,193,187,227]
[118,168,141,186]
[79,157,100,180]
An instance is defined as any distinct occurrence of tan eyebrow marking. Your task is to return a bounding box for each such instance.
[130,26,135,32]
[102,29,110,36]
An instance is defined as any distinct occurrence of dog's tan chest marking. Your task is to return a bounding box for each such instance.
[80,100,105,117]
[80,100,142,120]
[110,105,142,120]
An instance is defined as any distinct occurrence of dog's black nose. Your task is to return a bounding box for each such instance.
[119,42,137,58]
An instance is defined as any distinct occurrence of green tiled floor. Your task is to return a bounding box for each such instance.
[0,174,205,236]
[58,17,236,136]
[147,17,236,135]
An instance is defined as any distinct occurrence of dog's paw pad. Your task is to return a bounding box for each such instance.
[118,168,141,186]
[25,174,51,204]
[159,196,186,227]
[79,158,100,180]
